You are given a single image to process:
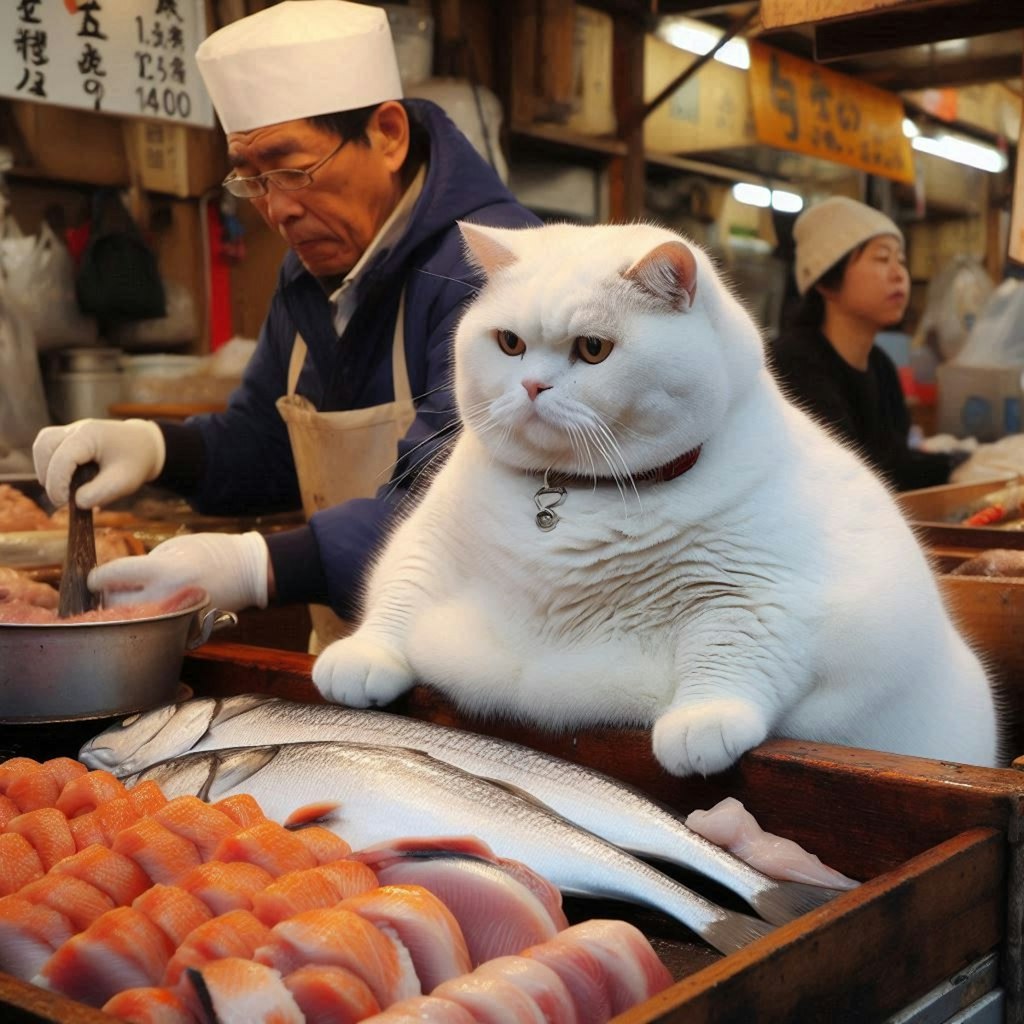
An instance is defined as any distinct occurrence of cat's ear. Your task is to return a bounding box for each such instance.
[459,222,518,277]
[623,241,698,312]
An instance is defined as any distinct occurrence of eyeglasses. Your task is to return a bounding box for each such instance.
[222,138,349,199]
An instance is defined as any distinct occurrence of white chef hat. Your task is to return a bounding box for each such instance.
[196,0,403,134]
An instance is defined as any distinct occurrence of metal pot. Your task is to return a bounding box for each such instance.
[0,592,237,723]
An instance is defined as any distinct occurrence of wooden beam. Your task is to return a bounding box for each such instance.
[856,52,1024,91]
[609,11,646,221]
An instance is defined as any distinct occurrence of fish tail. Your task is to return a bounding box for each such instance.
[749,880,847,926]
[702,909,775,954]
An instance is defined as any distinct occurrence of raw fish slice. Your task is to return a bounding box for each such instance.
[473,957,579,1024]
[113,818,203,885]
[255,907,421,1006]
[6,768,61,813]
[55,770,127,818]
[0,757,41,794]
[0,794,20,829]
[50,845,153,905]
[152,796,240,860]
[0,833,45,895]
[102,986,198,1024]
[431,973,546,1023]
[70,784,167,850]
[181,957,304,1024]
[519,942,611,1022]
[42,757,89,789]
[685,798,860,889]
[360,996,477,1022]
[0,896,74,979]
[6,807,76,870]
[68,808,109,851]
[17,874,115,931]
[362,848,562,965]
[177,861,275,916]
[162,909,273,987]
[128,780,170,816]
[212,821,317,877]
[291,825,352,863]
[252,861,378,926]
[282,964,381,1024]
[133,885,213,947]
[341,885,472,991]
[36,906,174,1006]
[212,793,266,828]
[538,920,672,1014]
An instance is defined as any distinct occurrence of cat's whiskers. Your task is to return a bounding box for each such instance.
[590,417,644,516]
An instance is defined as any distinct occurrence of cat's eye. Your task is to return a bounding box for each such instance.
[575,335,614,365]
[495,329,526,356]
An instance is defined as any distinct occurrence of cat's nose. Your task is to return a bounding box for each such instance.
[523,379,551,401]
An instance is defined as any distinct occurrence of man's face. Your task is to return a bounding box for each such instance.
[226,105,407,278]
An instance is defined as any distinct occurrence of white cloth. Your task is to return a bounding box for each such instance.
[196,1,403,134]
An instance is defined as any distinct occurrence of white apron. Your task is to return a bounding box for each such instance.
[275,290,416,653]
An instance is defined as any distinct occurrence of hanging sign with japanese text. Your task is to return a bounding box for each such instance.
[3,0,213,127]
[748,41,913,184]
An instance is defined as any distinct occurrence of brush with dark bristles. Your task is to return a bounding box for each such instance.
[57,461,100,618]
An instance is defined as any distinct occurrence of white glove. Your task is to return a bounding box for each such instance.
[88,532,270,612]
[33,419,166,508]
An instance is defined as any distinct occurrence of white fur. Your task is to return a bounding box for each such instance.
[313,222,1000,776]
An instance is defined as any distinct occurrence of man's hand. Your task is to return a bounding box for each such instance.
[34,419,166,508]
[89,532,271,612]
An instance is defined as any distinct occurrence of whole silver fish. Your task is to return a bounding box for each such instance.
[125,740,774,955]
[82,695,844,924]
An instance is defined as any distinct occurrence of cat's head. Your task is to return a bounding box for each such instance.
[453,221,765,478]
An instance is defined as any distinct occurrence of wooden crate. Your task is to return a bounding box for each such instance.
[5,641,1024,1021]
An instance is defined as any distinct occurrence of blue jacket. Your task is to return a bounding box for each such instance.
[157,100,540,617]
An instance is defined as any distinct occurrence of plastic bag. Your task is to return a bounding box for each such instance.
[1,222,99,351]
[0,278,51,449]
[107,279,196,351]
[911,255,993,364]
[953,278,1024,368]
[950,434,1024,485]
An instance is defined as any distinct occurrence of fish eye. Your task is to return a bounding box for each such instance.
[495,329,526,356]
[575,336,614,365]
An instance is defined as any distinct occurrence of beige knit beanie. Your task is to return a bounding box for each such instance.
[793,196,903,295]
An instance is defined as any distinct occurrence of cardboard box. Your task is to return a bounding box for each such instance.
[124,121,227,199]
[643,34,753,155]
[565,6,616,136]
[937,362,1024,440]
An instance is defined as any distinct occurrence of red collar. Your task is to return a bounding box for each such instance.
[633,445,702,483]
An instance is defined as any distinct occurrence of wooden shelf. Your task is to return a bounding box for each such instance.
[509,121,628,161]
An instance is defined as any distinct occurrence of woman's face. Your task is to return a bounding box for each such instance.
[827,234,910,328]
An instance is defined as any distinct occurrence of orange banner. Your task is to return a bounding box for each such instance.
[748,41,914,184]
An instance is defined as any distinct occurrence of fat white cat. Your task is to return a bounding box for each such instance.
[313,222,1000,776]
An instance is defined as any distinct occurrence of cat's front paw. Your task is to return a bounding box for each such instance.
[312,635,414,708]
[653,700,768,777]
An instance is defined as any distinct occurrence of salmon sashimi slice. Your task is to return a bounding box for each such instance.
[42,757,89,790]
[212,821,317,877]
[50,845,153,905]
[212,793,266,829]
[360,995,478,1022]
[113,817,203,885]
[473,957,579,1024]
[35,906,174,1006]
[0,896,74,980]
[181,957,304,1024]
[341,885,472,992]
[67,809,108,851]
[6,768,61,813]
[55,770,128,818]
[162,909,273,987]
[128,780,170,817]
[0,833,45,895]
[430,973,547,1023]
[133,885,213,948]
[102,985,198,1024]
[252,861,378,927]
[282,964,381,1024]
[69,784,167,851]
[0,757,41,794]
[0,794,22,829]
[519,941,611,1023]
[177,861,275,916]
[290,825,352,864]
[17,874,115,932]
[152,797,240,860]
[6,807,76,870]
[255,907,421,1006]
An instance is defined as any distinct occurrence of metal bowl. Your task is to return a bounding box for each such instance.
[0,591,237,723]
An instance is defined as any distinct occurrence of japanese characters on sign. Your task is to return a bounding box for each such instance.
[3,0,212,127]
[748,41,913,184]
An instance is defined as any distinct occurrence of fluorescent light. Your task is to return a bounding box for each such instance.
[771,189,804,213]
[911,133,1007,173]
[902,118,920,138]
[732,182,771,207]
[659,18,751,70]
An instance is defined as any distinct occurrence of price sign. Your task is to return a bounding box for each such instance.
[3,0,212,127]
[748,41,913,184]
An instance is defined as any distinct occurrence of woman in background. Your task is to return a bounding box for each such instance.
[771,195,962,490]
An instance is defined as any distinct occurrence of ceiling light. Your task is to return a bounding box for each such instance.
[732,182,771,207]
[659,18,751,70]
[771,190,804,213]
[911,133,1007,173]
[902,118,920,138]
